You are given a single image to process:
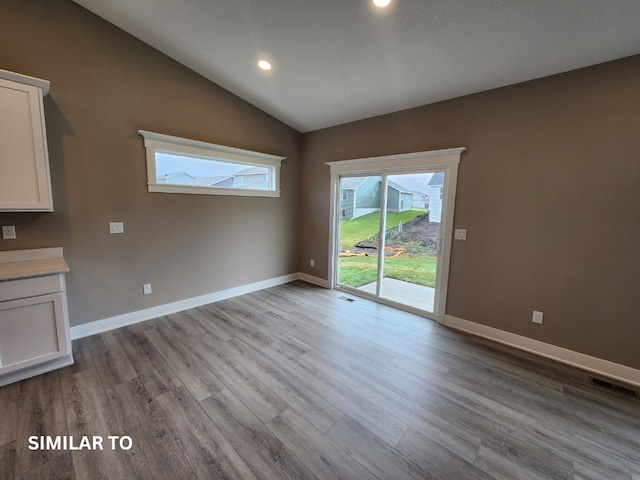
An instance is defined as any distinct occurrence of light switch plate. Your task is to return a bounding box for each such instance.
[143,284,152,295]
[109,222,124,234]
[2,226,16,240]
[454,229,467,240]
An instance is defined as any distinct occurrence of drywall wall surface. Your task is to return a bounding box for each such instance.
[300,55,640,369]
[0,0,301,325]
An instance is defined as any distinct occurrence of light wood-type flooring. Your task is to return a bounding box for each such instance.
[1,281,639,479]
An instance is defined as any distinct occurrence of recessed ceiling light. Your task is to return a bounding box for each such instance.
[373,0,391,8]
[258,59,272,71]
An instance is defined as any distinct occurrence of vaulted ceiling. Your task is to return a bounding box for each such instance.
[73,0,640,132]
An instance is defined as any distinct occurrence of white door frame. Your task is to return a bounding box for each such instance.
[326,147,466,323]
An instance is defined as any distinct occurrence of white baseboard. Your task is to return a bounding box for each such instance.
[70,273,299,340]
[297,273,330,288]
[444,314,640,388]
[73,275,639,389]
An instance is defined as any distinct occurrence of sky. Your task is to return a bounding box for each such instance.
[388,173,433,194]
[155,152,249,178]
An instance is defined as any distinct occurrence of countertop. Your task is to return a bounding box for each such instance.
[0,247,68,281]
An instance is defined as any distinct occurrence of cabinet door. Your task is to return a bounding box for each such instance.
[0,78,53,211]
[0,293,68,374]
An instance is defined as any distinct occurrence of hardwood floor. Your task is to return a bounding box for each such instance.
[1,281,638,479]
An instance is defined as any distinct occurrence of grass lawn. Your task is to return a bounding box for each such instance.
[339,209,426,249]
[338,255,437,288]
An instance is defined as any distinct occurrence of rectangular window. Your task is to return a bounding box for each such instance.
[341,190,348,200]
[340,208,347,218]
[138,130,285,198]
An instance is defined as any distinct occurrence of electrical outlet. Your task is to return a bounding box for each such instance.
[2,225,16,240]
[532,310,544,324]
[143,284,152,295]
[109,222,124,234]
[454,229,467,240]
[310,259,315,267]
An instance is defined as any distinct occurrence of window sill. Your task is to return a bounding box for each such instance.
[148,183,281,198]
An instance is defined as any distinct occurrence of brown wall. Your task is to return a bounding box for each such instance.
[0,0,301,326]
[299,56,640,369]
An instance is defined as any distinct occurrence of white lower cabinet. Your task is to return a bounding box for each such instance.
[0,248,73,386]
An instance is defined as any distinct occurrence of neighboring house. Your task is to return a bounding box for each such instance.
[340,177,379,219]
[157,172,235,187]
[387,180,414,213]
[193,176,234,187]
[233,166,269,190]
[156,172,197,184]
[339,177,416,219]
[428,172,444,223]
[411,191,428,209]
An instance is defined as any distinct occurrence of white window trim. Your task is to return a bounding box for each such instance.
[138,130,285,198]
[326,147,465,175]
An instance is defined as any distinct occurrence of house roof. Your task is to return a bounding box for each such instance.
[235,167,268,176]
[340,177,367,190]
[159,172,197,180]
[341,177,416,193]
[428,172,445,186]
[193,176,232,186]
[157,172,196,180]
[387,180,413,194]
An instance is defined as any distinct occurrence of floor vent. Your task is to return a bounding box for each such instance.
[590,377,638,399]
[338,296,355,303]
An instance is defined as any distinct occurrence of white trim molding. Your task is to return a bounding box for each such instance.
[297,273,330,288]
[71,273,298,340]
[444,314,640,388]
[326,147,466,174]
[0,68,50,96]
[67,272,640,388]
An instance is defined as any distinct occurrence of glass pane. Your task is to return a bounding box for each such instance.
[337,175,382,293]
[379,172,439,312]
[155,151,271,190]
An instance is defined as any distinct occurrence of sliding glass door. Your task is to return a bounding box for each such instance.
[336,171,443,315]
[328,147,464,321]
[379,172,440,312]
[336,175,382,295]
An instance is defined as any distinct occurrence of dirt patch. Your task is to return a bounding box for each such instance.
[352,214,440,256]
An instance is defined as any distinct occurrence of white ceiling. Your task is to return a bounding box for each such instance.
[73,0,640,133]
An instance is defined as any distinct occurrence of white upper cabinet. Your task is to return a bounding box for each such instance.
[0,70,53,212]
